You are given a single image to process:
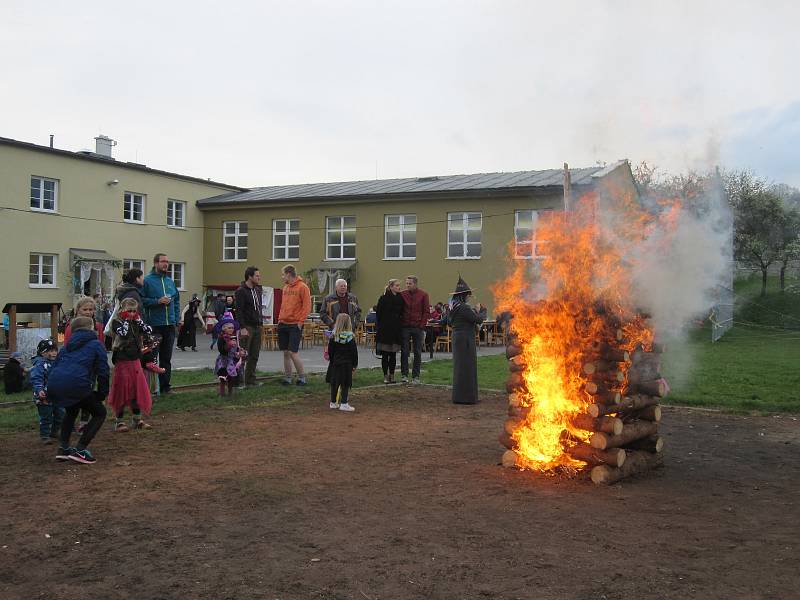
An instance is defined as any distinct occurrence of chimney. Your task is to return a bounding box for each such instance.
[94,135,117,158]
[49,134,54,148]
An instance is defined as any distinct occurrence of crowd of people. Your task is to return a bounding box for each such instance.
[4,253,494,464]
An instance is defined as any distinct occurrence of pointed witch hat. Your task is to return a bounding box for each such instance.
[452,275,472,295]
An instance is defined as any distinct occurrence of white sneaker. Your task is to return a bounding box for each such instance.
[401,376,409,384]
[339,403,355,412]
[329,402,338,409]
[412,377,421,385]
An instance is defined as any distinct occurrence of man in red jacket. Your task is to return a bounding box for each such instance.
[400,275,430,384]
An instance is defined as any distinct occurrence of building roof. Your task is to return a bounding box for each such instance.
[0,136,246,192]
[196,161,629,208]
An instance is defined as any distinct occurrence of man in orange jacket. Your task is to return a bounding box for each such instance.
[277,264,312,385]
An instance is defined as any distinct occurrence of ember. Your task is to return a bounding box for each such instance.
[493,187,677,484]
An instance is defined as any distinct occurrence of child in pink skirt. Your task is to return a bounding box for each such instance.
[108,297,153,431]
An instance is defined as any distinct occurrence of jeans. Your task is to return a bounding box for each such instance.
[36,403,64,439]
[400,327,424,378]
[242,325,262,385]
[381,352,396,377]
[59,395,107,450]
[153,325,176,392]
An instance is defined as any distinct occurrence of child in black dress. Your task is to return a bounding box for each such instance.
[326,313,358,412]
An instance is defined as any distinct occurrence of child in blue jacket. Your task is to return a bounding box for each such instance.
[30,339,62,443]
[47,317,109,464]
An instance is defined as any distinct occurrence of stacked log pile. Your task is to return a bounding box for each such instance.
[500,334,666,485]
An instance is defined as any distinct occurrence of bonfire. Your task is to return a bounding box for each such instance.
[493,185,674,484]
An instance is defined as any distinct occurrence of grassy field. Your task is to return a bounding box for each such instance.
[2,275,798,433]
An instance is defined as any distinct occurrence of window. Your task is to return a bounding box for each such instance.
[273,219,300,260]
[124,192,145,223]
[30,176,58,212]
[384,214,416,259]
[123,259,145,274]
[29,253,57,287]
[223,221,248,261]
[515,209,550,258]
[168,263,185,290]
[447,212,482,259]
[326,216,356,260]
[167,199,186,228]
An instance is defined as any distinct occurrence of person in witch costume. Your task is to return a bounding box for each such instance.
[449,276,483,405]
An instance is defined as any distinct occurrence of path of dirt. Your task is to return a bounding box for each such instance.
[1,387,798,599]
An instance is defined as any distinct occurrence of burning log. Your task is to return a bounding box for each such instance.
[623,434,664,453]
[629,379,668,398]
[506,372,525,393]
[584,381,617,396]
[508,392,523,408]
[566,443,626,467]
[582,360,615,374]
[587,391,622,406]
[626,361,661,384]
[602,348,630,362]
[626,405,661,423]
[571,413,623,435]
[499,431,517,450]
[505,344,523,359]
[590,420,658,450]
[590,450,664,485]
[504,417,524,436]
[501,450,521,468]
[588,394,658,417]
[509,360,526,373]
[508,404,531,418]
[586,370,625,384]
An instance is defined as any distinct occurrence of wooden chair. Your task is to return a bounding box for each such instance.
[261,325,278,350]
[301,323,314,349]
[363,323,376,348]
[434,326,452,353]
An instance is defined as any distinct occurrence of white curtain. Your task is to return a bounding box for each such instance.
[80,262,93,287]
[103,263,115,295]
[261,287,274,324]
[316,269,329,295]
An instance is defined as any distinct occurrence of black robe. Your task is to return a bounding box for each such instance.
[450,302,483,404]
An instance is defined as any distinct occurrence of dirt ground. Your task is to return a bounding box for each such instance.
[1,387,798,600]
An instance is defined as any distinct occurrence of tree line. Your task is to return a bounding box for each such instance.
[633,162,800,297]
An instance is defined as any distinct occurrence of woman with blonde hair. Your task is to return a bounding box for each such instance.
[375,278,404,384]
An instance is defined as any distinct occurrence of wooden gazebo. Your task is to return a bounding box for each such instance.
[2,303,61,353]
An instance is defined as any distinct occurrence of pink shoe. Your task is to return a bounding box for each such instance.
[145,362,166,374]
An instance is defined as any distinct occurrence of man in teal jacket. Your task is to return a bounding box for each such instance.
[141,253,182,393]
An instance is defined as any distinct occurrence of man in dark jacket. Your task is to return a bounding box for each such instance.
[234,266,263,387]
[400,275,430,384]
[321,279,362,329]
[141,253,181,394]
[47,317,109,464]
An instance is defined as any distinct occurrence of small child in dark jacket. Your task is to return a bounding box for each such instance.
[326,313,359,412]
[30,339,63,443]
[47,317,109,464]
[3,351,27,394]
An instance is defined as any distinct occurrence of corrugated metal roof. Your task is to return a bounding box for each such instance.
[197,163,625,208]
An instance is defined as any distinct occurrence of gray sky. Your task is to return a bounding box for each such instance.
[2,0,798,188]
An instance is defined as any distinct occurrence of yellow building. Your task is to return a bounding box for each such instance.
[0,135,243,323]
[197,161,637,315]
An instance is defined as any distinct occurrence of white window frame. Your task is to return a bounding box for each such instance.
[384,214,417,260]
[222,221,248,261]
[167,199,186,229]
[514,209,551,259]
[122,259,145,274]
[124,192,146,224]
[29,253,57,288]
[168,263,185,291]
[326,216,356,260]
[30,176,59,213]
[272,219,300,261]
[447,212,482,259]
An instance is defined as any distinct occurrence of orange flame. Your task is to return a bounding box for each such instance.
[493,191,671,472]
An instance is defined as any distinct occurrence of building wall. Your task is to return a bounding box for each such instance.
[0,143,237,321]
[200,190,567,316]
